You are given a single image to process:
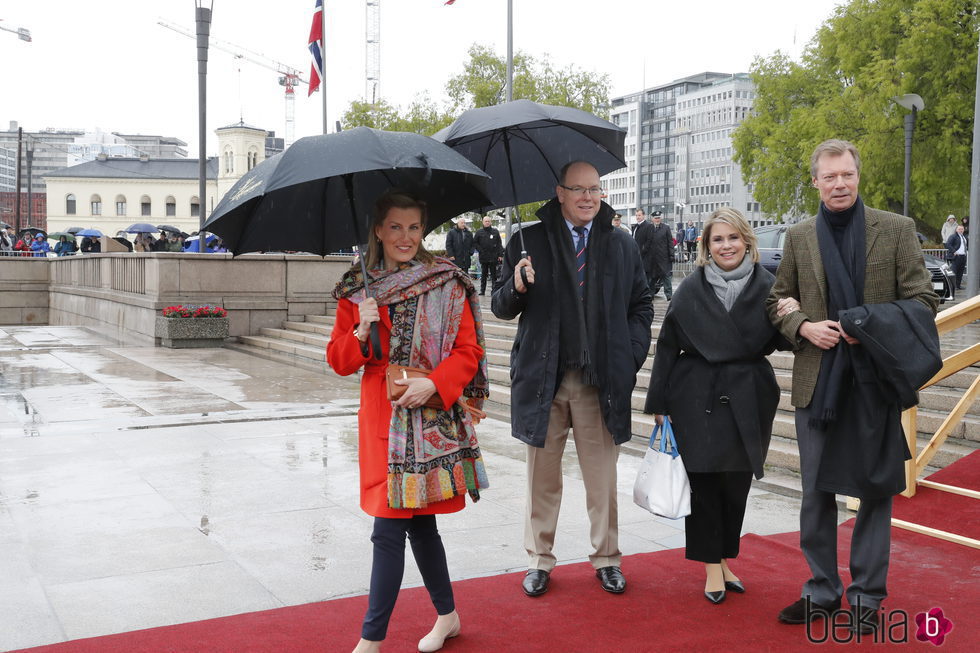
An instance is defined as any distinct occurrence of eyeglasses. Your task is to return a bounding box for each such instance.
[559,185,603,197]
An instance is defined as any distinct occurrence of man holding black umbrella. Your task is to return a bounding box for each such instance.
[492,160,652,598]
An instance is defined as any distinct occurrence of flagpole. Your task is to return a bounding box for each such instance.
[506,0,513,103]
[321,0,328,134]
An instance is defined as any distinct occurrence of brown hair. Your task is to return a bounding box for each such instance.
[365,190,434,269]
[696,207,759,267]
[810,139,861,179]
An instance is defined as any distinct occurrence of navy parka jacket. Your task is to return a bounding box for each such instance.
[491,199,652,447]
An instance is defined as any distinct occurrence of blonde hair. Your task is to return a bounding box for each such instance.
[696,207,759,267]
[365,191,435,269]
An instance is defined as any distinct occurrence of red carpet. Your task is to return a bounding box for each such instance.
[893,449,980,540]
[919,447,980,492]
[14,521,978,653]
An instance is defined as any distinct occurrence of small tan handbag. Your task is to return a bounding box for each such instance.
[385,363,487,419]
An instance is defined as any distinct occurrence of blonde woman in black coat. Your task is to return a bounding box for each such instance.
[644,207,795,604]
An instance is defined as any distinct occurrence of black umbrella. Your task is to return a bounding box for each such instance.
[19,227,46,237]
[156,224,183,234]
[433,99,626,257]
[66,226,85,234]
[204,126,491,358]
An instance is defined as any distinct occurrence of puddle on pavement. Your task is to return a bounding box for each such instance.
[0,392,45,436]
[54,350,181,384]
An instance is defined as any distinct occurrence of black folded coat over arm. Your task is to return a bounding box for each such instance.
[816,300,941,499]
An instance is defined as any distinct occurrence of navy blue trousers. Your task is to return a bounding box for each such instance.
[361,515,455,641]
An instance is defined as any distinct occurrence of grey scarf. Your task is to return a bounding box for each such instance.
[704,255,755,311]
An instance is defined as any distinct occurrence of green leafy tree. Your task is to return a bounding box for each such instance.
[445,44,539,109]
[733,0,978,234]
[339,95,452,136]
[445,44,610,116]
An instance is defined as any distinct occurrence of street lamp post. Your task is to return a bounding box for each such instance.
[967,32,980,298]
[891,93,925,218]
[25,143,33,227]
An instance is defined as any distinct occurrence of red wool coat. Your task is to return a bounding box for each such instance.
[326,296,483,518]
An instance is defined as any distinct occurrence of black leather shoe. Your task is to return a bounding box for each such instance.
[595,566,626,593]
[778,597,841,624]
[724,580,745,593]
[521,569,550,597]
[850,604,879,634]
[704,590,726,604]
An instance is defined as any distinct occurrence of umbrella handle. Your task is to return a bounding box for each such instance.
[370,322,383,361]
[520,265,531,288]
[519,248,533,287]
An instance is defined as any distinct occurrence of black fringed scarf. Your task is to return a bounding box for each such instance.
[809,197,866,429]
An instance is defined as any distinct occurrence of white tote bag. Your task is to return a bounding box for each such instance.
[632,418,691,519]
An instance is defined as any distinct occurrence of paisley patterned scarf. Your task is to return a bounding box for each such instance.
[334,258,490,509]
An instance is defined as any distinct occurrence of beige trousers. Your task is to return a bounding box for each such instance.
[524,370,621,571]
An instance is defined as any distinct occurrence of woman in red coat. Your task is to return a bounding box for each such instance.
[328,191,489,653]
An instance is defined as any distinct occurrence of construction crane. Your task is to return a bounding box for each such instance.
[0,20,32,42]
[365,0,380,104]
[158,19,306,147]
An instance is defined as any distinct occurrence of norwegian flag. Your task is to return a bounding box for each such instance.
[308,0,323,96]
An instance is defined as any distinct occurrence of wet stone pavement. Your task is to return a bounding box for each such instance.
[0,326,803,651]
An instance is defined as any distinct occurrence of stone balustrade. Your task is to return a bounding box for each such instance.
[1,253,354,344]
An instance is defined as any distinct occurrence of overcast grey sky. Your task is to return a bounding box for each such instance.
[1,0,844,157]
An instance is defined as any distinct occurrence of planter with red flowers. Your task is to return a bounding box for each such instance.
[155,305,229,348]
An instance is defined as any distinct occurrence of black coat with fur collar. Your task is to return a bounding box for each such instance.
[644,264,784,478]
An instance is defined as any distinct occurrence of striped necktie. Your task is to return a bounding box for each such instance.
[573,226,587,299]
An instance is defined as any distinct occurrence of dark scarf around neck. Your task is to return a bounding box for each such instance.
[538,198,610,387]
[809,197,867,429]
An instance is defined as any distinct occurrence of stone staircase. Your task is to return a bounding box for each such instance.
[226,296,980,495]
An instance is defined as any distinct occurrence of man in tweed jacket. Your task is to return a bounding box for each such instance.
[766,140,937,634]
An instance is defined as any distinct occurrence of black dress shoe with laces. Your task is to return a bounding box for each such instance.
[595,566,626,593]
[522,569,550,597]
[778,597,841,624]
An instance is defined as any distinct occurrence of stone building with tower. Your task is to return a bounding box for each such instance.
[43,122,269,237]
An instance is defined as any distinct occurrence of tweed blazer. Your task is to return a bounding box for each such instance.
[766,206,938,408]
